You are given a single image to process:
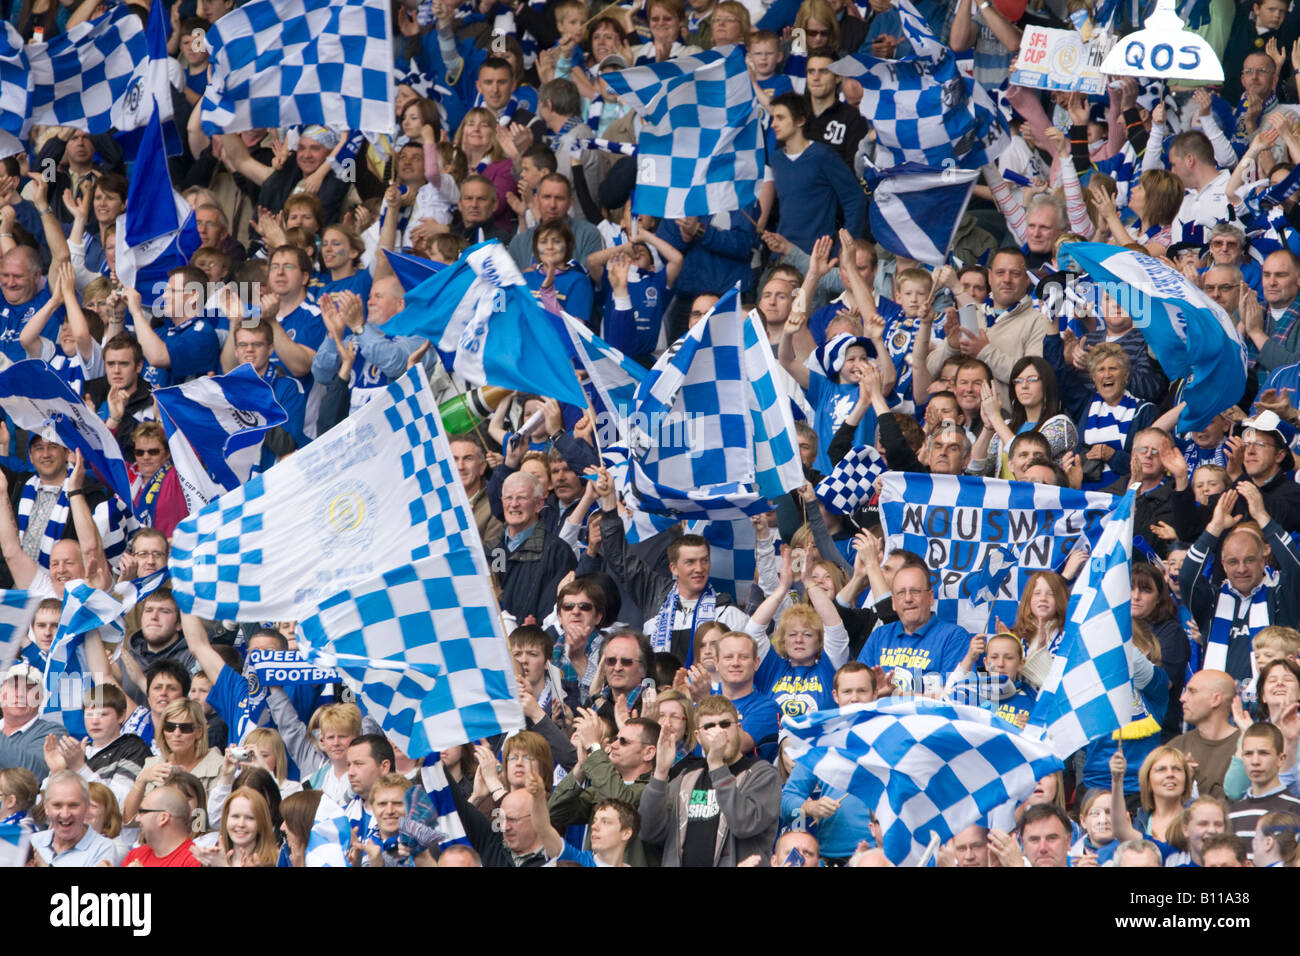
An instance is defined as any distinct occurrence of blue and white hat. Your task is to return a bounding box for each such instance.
[808,332,875,383]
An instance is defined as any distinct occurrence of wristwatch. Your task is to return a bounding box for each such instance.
[586,742,602,755]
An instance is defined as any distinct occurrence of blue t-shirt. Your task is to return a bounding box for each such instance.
[780,762,875,858]
[600,267,667,358]
[856,616,970,694]
[0,288,63,364]
[143,317,220,388]
[807,370,876,475]
[273,300,326,386]
[754,652,837,720]
[524,266,595,325]
[209,664,271,746]
[729,689,781,762]
[322,271,373,310]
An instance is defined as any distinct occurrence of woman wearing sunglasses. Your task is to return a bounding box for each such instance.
[122,699,222,823]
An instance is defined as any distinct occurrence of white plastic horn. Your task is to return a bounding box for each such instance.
[1099,0,1224,82]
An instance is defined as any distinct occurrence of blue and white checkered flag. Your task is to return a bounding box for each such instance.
[0,590,40,675]
[603,45,765,219]
[816,444,887,515]
[44,580,129,737]
[784,699,1063,866]
[200,0,395,135]
[866,163,980,267]
[558,311,645,434]
[169,365,479,621]
[685,517,756,602]
[116,0,183,158]
[27,3,147,134]
[297,550,525,760]
[0,23,29,143]
[113,568,169,610]
[414,761,469,849]
[154,363,288,513]
[1025,487,1137,760]
[628,287,803,520]
[306,794,352,867]
[833,20,1006,170]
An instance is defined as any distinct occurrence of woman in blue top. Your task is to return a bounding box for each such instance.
[523,219,594,325]
[1110,745,1192,848]
[68,174,126,286]
[319,224,372,306]
[744,544,850,720]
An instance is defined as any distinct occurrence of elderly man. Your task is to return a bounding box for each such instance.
[310,278,447,418]
[856,563,970,696]
[122,784,202,866]
[30,771,116,866]
[489,470,576,626]
[219,126,351,226]
[0,245,63,363]
[927,248,1053,406]
[0,663,66,782]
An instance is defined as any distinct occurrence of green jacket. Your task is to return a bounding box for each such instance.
[547,748,660,867]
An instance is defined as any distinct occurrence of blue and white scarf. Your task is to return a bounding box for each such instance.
[475,90,523,125]
[1234,90,1278,153]
[17,476,69,569]
[1084,392,1142,486]
[651,582,716,663]
[1206,570,1276,678]
[1179,435,1230,472]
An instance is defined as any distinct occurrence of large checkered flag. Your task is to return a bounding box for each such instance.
[784,699,1062,866]
[602,44,764,219]
[200,0,395,135]
[0,22,29,158]
[26,3,147,134]
[169,365,481,622]
[297,551,525,760]
[1025,487,1138,759]
[816,445,887,515]
[628,286,803,519]
[0,590,40,675]
[832,0,1006,170]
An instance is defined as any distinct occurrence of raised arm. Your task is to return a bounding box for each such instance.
[65,453,111,592]
[181,612,226,684]
[124,288,171,369]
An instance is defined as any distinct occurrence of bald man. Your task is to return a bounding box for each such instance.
[1169,669,1241,800]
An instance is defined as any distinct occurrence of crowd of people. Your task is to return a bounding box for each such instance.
[0,0,1299,869]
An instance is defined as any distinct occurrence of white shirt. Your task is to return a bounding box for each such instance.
[1172,169,1232,244]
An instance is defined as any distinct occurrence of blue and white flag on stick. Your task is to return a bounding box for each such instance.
[297,551,525,759]
[305,794,352,867]
[153,363,288,513]
[0,590,40,675]
[415,762,469,849]
[866,163,980,266]
[603,44,764,219]
[1026,487,1137,760]
[26,4,147,134]
[559,311,645,432]
[816,444,887,515]
[384,240,587,407]
[1060,243,1247,433]
[628,287,803,520]
[832,2,1006,171]
[784,699,1063,866]
[114,105,201,298]
[0,23,30,149]
[116,0,183,159]
[0,360,132,510]
[44,580,130,737]
[169,365,480,621]
[878,473,1116,635]
[200,0,395,135]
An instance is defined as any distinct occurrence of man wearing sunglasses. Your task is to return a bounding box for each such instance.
[640,696,780,866]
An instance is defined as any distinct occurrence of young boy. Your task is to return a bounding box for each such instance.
[507,145,558,233]
[1228,722,1300,860]
[1253,626,1300,675]
[177,17,211,106]
[79,684,153,806]
[21,599,62,671]
[748,30,792,105]
[882,267,941,414]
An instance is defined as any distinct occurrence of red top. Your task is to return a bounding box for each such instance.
[122,839,201,867]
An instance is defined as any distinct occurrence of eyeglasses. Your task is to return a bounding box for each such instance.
[1242,438,1276,449]
[501,494,536,504]
[612,735,641,747]
[1132,446,1164,457]
[805,26,831,35]
[163,721,196,733]
[561,602,594,613]
[892,587,929,598]
[1011,375,1041,386]
[699,720,734,731]
[605,656,637,668]
[132,549,167,559]
[134,447,165,458]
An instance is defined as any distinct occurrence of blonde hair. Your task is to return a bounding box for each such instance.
[87,782,122,839]
[1137,746,1192,812]
[772,603,825,660]
[243,727,289,785]
[895,267,933,293]
[1254,626,1300,656]
[158,698,208,762]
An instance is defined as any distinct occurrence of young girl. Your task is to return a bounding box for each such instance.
[1069,789,1116,864]
[523,219,594,324]
[319,224,372,304]
[196,787,279,867]
[1014,571,1069,690]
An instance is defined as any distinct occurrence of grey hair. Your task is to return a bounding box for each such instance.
[1026,193,1068,232]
